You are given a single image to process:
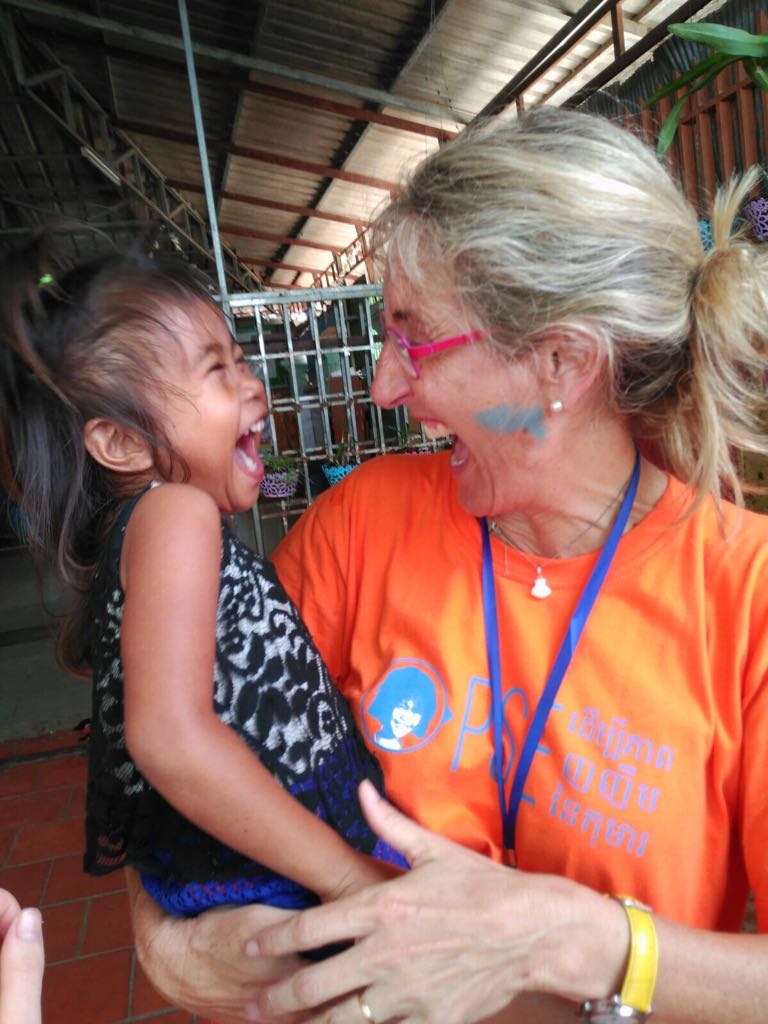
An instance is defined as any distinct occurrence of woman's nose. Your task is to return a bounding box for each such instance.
[371,338,412,409]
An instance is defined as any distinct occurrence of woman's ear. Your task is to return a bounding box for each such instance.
[83,418,154,475]
[537,329,605,407]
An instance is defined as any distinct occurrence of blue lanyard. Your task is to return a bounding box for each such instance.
[480,450,640,857]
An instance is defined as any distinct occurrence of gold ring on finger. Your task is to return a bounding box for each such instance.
[357,991,376,1024]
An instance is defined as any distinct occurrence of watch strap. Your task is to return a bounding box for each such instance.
[613,894,658,1014]
[579,894,658,1022]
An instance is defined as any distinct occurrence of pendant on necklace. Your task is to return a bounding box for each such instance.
[531,569,552,600]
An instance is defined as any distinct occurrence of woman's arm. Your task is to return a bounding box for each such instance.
[121,484,395,901]
[254,781,768,1024]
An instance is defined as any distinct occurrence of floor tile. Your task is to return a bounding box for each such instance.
[44,852,126,905]
[36,751,87,790]
[4,728,82,758]
[0,787,72,829]
[42,898,88,963]
[0,860,50,907]
[81,889,134,955]
[0,825,15,866]
[8,816,84,865]
[0,760,41,797]
[42,949,132,1024]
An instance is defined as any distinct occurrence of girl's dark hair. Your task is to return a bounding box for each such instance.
[0,236,218,674]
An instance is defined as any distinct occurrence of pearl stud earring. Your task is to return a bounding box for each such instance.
[549,399,564,413]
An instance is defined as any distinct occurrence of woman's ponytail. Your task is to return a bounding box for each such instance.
[683,168,768,505]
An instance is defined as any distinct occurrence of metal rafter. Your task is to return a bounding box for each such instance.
[116,119,399,192]
[166,180,361,228]
[0,0,467,123]
[9,30,458,141]
[314,0,457,285]
[213,2,270,220]
[0,12,262,289]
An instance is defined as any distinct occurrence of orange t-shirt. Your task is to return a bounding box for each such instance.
[272,453,768,932]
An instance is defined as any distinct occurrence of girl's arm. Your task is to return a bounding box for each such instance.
[120,484,396,902]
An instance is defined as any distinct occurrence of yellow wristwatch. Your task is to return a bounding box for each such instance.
[578,895,658,1023]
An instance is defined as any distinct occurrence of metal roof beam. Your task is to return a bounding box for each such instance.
[117,119,398,193]
[240,258,321,275]
[167,180,362,228]
[13,30,457,141]
[219,224,344,254]
[1,18,262,290]
[0,0,468,123]
[474,0,623,121]
[564,0,717,108]
[473,0,714,121]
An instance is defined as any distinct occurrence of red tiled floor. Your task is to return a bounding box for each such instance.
[0,737,198,1022]
[45,852,126,904]
[0,859,50,907]
[0,787,73,829]
[42,949,132,1024]
[8,815,85,865]
[36,752,87,790]
[81,890,134,955]
[0,727,83,761]
[0,825,15,866]
[0,759,41,797]
[41,898,88,963]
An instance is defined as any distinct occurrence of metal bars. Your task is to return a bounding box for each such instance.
[230,283,427,555]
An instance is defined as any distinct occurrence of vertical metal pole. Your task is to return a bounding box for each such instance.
[177,0,231,323]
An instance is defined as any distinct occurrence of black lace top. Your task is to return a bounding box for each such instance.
[83,492,394,914]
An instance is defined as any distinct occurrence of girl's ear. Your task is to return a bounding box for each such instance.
[83,418,154,475]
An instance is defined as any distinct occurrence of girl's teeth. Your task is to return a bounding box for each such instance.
[238,450,258,472]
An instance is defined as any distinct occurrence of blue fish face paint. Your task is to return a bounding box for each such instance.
[475,403,547,440]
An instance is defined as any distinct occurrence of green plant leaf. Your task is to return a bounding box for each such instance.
[745,57,768,91]
[669,22,768,58]
[655,57,734,154]
[656,94,689,154]
[645,53,724,104]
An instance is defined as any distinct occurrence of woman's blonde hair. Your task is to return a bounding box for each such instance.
[373,106,768,506]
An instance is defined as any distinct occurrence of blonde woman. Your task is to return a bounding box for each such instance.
[129,107,768,1024]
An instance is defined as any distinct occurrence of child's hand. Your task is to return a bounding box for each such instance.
[320,852,404,903]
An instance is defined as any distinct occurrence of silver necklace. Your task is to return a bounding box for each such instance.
[488,467,637,600]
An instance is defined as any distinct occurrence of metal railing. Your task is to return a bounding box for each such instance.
[230,283,438,554]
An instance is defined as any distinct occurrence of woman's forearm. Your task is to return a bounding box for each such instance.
[647,922,768,1023]
[255,784,768,1024]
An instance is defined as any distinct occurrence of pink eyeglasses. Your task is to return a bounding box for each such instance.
[380,317,483,379]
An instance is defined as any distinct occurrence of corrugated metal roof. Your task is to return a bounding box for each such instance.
[0,0,722,287]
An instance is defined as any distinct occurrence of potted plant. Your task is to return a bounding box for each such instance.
[322,435,359,486]
[647,22,768,155]
[260,452,301,500]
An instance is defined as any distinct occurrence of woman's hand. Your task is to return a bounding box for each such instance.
[126,869,314,1023]
[255,782,626,1024]
[0,888,45,1024]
